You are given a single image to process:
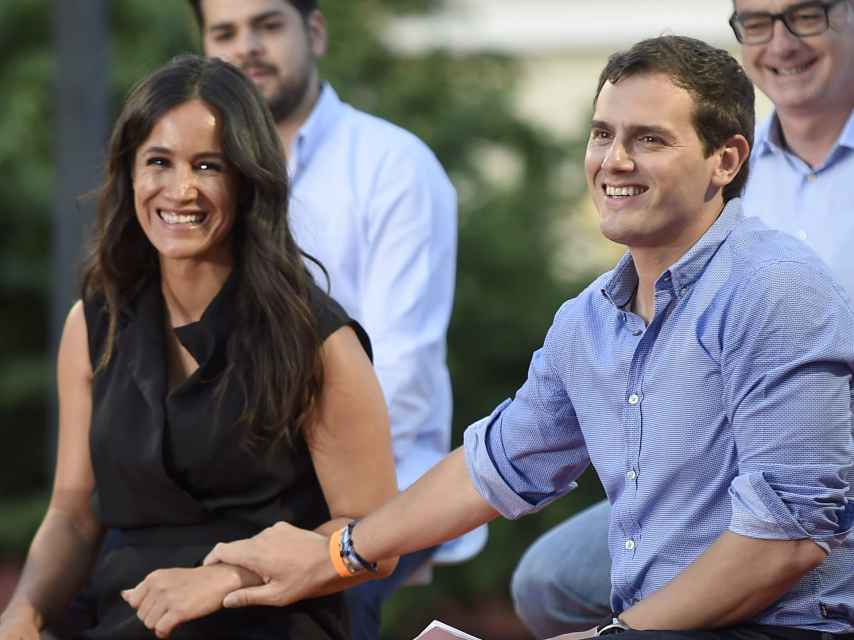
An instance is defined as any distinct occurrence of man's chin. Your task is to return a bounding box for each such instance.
[254,83,280,103]
[268,89,306,123]
[599,224,635,248]
[598,211,645,246]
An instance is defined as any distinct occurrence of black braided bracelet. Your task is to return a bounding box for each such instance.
[340,520,378,574]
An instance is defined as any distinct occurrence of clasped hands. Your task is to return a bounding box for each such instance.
[122,521,331,638]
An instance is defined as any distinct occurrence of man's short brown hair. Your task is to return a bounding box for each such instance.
[595,35,755,202]
[187,0,319,28]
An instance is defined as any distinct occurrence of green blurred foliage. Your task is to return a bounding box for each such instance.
[0,0,55,502]
[1,0,603,636]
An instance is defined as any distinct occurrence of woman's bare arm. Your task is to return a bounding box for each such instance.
[306,325,400,589]
[0,302,103,633]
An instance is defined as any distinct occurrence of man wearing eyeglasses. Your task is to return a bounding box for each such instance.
[510,2,854,638]
[733,0,854,295]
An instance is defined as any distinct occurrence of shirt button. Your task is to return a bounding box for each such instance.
[631,328,642,337]
[625,539,636,551]
[628,393,640,405]
[807,173,817,182]
[796,230,807,241]
[626,469,637,481]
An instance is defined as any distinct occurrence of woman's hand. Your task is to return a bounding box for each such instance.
[0,606,41,640]
[121,564,260,639]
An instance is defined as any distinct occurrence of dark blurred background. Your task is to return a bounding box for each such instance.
[0,1,606,638]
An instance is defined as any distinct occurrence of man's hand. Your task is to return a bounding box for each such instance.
[203,521,334,608]
[618,532,826,630]
[121,564,256,639]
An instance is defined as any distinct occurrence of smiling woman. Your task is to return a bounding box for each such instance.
[0,54,398,640]
[132,99,238,266]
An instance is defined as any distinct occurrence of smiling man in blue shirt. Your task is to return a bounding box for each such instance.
[204,35,854,639]
[512,3,854,635]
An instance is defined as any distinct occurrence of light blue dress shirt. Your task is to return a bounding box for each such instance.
[463,200,854,632]
[288,85,485,561]
[288,84,455,491]
[743,109,854,299]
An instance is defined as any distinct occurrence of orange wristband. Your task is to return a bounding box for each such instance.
[329,528,350,578]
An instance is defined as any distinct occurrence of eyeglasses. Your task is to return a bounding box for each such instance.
[729,0,849,44]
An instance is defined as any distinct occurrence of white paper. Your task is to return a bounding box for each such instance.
[545,626,599,640]
[412,619,483,640]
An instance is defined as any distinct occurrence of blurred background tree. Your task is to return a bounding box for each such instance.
[0,1,602,637]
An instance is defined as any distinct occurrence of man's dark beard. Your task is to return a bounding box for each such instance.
[268,71,312,123]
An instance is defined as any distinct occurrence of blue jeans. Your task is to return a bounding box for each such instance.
[346,547,436,640]
[511,499,612,638]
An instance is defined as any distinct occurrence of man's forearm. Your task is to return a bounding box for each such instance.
[350,447,499,563]
[620,531,826,630]
[205,447,498,610]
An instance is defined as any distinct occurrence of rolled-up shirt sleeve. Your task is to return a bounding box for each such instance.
[464,302,590,519]
[722,260,854,551]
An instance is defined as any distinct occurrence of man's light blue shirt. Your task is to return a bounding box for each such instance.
[464,200,854,632]
[288,85,485,560]
[743,109,854,299]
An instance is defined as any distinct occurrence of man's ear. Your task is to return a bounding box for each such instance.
[306,9,327,58]
[711,133,750,189]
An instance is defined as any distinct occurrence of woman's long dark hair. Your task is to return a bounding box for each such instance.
[83,54,323,451]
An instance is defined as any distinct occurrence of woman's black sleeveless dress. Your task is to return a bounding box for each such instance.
[78,273,370,639]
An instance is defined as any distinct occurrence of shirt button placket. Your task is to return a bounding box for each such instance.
[624,390,642,552]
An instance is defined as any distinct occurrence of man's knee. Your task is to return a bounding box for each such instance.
[511,523,579,632]
[511,547,545,611]
[511,552,551,634]
[511,501,613,635]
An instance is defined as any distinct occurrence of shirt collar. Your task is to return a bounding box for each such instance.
[838,107,854,150]
[602,199,744,308]
[752,112,782,157]
[602,252,638,309]
[754,108,854,157]
[288,82,345,180]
